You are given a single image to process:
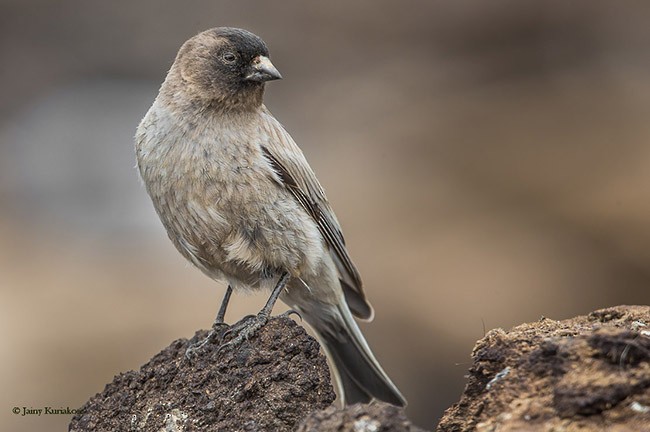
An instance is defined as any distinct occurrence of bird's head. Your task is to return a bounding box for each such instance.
[168,27,282,111]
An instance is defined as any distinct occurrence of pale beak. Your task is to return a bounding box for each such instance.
[244,55,282,82]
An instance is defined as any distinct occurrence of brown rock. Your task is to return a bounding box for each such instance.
[297,402,428,432]
[69,316,335,432]
[437,305,650,432]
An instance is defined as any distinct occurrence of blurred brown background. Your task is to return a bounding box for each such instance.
[1,1,649,430]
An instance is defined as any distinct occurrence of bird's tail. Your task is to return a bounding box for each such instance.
[306,302,406,407]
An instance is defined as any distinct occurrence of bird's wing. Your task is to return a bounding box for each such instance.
[259,108,373,320]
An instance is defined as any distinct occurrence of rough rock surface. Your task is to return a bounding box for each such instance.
[437,305,650,432]
[70,305,650,431]
[69,316,336,432]
[297,402,428,432]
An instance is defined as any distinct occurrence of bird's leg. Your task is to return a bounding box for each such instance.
[185,285,233,359]
[221,272,291,349]
[215,284,233,324]
[259,271,290,319]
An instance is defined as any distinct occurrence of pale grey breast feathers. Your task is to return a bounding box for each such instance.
[136,101,320,288]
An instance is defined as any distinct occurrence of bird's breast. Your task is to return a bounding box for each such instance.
[136,107,324,283]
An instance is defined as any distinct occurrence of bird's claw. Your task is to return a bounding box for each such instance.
[280,309,302,321]
[218,313,269,353]
[185,322,230,361]
[221,314,255,340]
[185,331,215,361]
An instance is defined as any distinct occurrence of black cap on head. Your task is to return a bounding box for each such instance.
[172,27,281,110]
[209,27,270,60]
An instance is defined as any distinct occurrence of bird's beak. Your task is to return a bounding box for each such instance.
[245,55,282,82]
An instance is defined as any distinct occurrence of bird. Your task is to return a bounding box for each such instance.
[135,27,406,407]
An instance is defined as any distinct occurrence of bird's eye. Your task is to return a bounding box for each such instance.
[222,51,237,64]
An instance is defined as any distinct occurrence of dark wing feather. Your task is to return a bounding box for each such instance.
[259,108,372,320]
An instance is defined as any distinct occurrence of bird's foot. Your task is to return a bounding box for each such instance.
[218,309,301,352]
[219,313,270,351]
[185,322,230,360]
